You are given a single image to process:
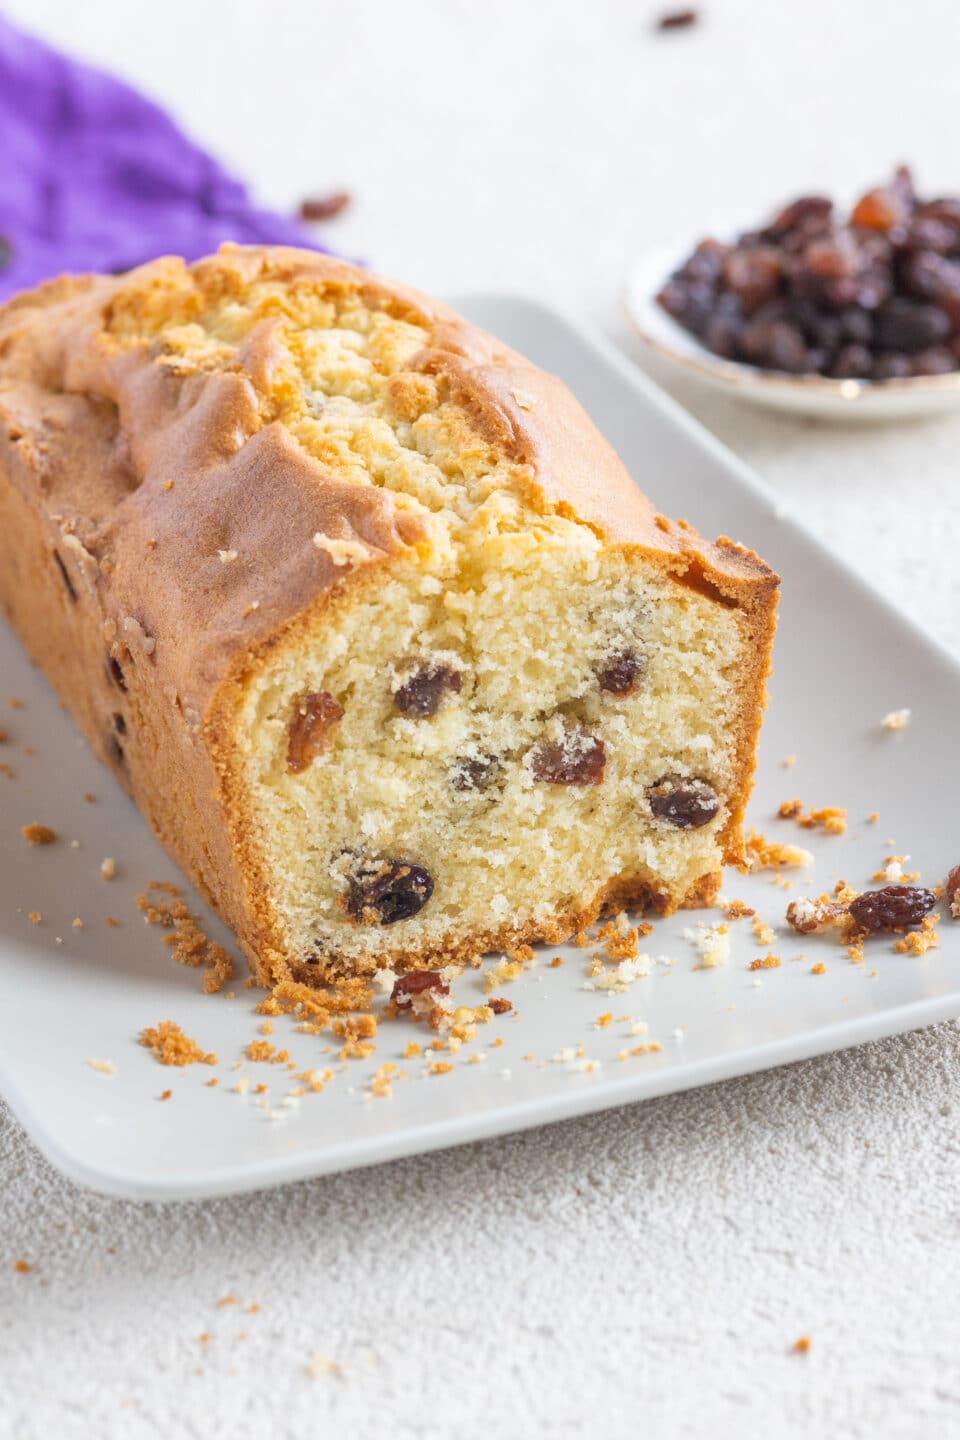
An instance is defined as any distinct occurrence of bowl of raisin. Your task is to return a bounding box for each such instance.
[624,166,960,419]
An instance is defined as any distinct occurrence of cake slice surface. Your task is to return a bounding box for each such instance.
[0,247,778,983]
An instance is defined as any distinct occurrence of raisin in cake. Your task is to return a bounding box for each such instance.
[0,247,778,984]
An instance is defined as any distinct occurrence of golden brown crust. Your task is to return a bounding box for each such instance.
[0,246,777,981]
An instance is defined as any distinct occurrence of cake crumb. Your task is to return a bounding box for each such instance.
[21,822,55,845]
[792,1336,811,1354]
[85,1058,117,1075]
[159,1089,173,1101]
[549,956,564,967]
[779,800,847,834]
[100,856,117,880]
[27,911,41,925]
[746,828,813,870]
[595,1012,613,1029]
[402,1041,422,1059]
[684,920,730,969]
[749,954,781,971]
[893,914,939,955]
[811,962,827,975]
[881,708,911,731]
[13,1260,31,1274]
[485,958,524,990]
[426,1060,454,1076]
[783,753,797,769]
[139,1020,216,1067]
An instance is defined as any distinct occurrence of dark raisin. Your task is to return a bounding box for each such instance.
[677,238,728,287]
[598,650,646,696]
[108,734,126,767]
[874,298,950,352]
[391,970,449,1003]
[451,753,501,793]
[848,885,936,932]
[765,196,833,240]
[738,320,811,373]
[287,692,344,773]
[871,351,913,381]
[112,712,126,735]
[910,347,956,376]
[393,665,462,718]
[488,997,513,1015]
[53,551,78,604]
[829,345,873,379]
[656,8,698,29]
[530,729,605,786]
[901,251,960,304]
[901,218,958,255]
[347,858,434,925]
[298,191,352,222]
[107,655,127,691]
[723,248,783,315]
[648,775,719,829]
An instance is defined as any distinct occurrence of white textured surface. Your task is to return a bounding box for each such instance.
[3,2,960,1435]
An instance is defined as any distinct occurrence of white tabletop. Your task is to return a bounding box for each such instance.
[3,2,960,1435]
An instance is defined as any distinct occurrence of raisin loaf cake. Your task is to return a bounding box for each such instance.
[0,247,778,984]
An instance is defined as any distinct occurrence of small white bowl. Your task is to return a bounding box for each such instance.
[624,241,960,421]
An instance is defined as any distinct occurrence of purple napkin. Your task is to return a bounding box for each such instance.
[0,16,332,302]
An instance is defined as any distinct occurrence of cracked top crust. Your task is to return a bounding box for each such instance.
[0,245,777,717]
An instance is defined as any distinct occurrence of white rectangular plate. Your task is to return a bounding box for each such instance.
[2,295,958,1201]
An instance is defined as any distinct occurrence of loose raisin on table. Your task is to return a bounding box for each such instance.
[287,691,344,773]
[598,650,646,695]
[391,970,450,1004]
[393,665,462,718]
[648,775,719,829]
[848,885,936,932]
[530,729,605,786]
[347,858,434,925]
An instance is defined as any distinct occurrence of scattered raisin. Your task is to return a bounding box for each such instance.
[53,551,78,603]
[848,885,936,932]
[108,655,127,691]
[298,192,352,222]
[450,753,501,792]
[656,8,698,29]
[648,775,719,829]
[347,858,434,925]
[488,996,513,1015]
[393,664,462,718]
[530,729,605,786]
[391,970,450,1004]
[598,650,646,695]
[287,692,344,773]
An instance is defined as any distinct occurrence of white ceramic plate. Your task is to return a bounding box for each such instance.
[2,294,959,1202]
[624,242,960,420]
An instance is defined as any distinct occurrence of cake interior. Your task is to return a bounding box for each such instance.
[232,531,746,972]
[107,261,751,974]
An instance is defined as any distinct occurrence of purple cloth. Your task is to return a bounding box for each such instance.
[0,16,331,301]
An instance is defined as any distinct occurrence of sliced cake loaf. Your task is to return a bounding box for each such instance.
[0,247,778,984]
